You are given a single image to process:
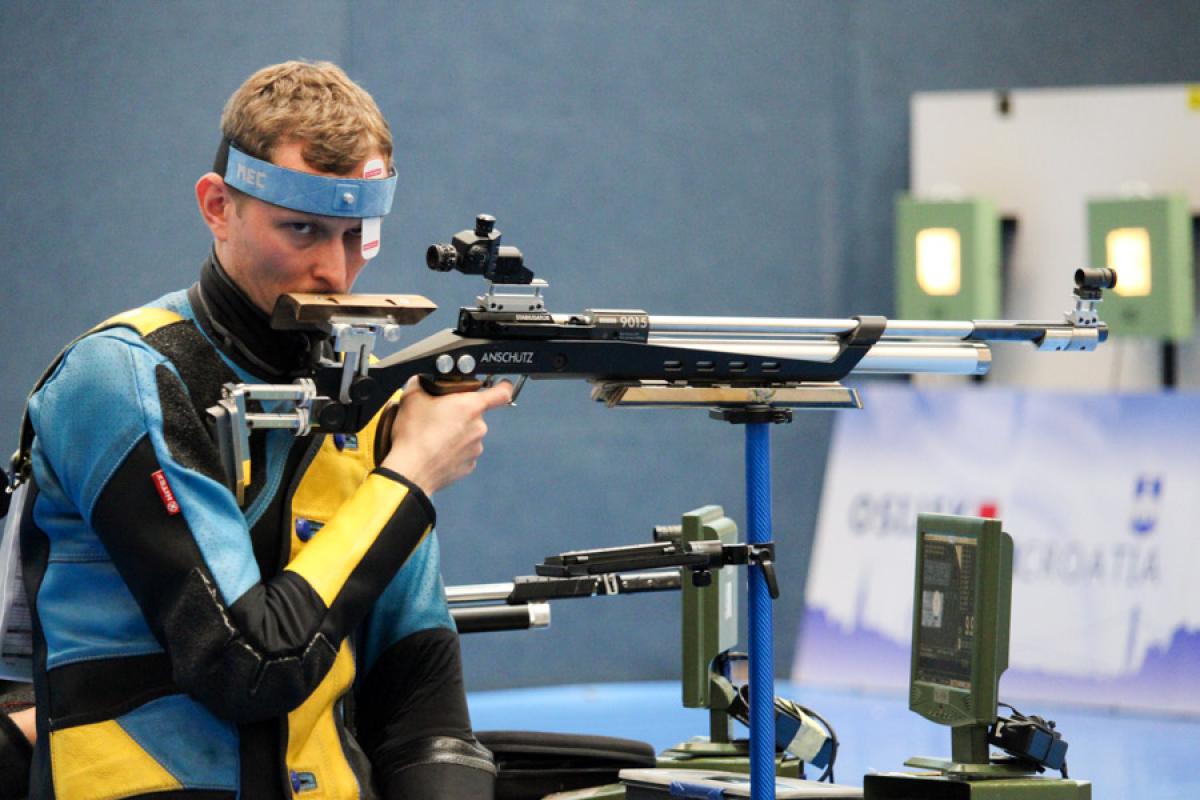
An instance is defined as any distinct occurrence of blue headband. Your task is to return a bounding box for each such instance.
[223,145,397,218]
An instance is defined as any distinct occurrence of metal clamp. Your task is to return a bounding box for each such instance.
[1038,325,1101,352]
[1067,294,1103,329]
[476,279,548,313]
[328,320,402,404]
[712,542,779,599]
[208,379,319,504]
[1053,276,1107,352]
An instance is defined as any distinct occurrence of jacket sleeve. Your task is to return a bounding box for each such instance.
[354,541,495,797]
[29,330,435,722]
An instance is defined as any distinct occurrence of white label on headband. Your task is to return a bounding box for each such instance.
[361,158,385,260]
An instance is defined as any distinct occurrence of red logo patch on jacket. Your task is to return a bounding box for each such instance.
[151,470,181,515]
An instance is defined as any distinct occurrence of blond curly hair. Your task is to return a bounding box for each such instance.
[221,60,392,174]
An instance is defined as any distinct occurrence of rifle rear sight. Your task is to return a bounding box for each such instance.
[426,213,533,285]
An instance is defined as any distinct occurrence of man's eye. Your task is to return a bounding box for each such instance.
[287,222,315,235]
[348,227,362,237]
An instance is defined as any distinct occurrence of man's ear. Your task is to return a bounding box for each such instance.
[196,172,233,240]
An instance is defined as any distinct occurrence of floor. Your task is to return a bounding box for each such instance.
[469,680,1200,799]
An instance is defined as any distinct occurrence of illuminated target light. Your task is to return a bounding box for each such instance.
[1087,195,1192,340]
[915,228,962,296]
[896,197,1001,320]
[1105,227,1151,297]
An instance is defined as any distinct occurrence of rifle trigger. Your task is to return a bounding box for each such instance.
[510,375,529,405]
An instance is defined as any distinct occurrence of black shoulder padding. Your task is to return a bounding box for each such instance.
[143,320,239,416]
[155,364,224,483]
[145,319,269,508]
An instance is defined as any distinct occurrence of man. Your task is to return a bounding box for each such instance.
[18,61,509,798]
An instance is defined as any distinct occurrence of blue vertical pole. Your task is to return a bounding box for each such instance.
[745,422,775,800]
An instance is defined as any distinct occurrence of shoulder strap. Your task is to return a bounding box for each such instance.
[7,307,185,493]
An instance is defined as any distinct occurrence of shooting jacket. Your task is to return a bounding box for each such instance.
[21,256,489,798]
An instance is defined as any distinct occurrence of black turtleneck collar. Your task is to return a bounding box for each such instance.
[188,250,316,379]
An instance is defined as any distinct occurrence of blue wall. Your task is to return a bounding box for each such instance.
[2,1,1198,691]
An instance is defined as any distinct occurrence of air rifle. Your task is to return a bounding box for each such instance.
[208,214,1115,501]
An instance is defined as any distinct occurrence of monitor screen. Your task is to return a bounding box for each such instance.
[915,531,977,691]
[911,514,1010,732]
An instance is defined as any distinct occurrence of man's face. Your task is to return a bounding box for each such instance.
[210,140,384,313]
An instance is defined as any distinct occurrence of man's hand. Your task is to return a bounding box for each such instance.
[380,377,513,496]
[9,707,35,745]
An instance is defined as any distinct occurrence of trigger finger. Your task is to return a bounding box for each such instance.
[482,380,514,408]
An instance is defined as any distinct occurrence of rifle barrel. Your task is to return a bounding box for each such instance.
[648,316,1089,343]
[451,603,550,634]
[649,316,978,338]
[445,582,514,604]
[647,316,858,335]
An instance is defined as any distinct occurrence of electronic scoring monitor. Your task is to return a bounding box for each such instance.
[909,513,1012,730]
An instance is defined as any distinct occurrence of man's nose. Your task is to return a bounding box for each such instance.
[312,236,353,292]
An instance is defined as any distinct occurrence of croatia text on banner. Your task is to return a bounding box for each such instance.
[792,384,1200,716]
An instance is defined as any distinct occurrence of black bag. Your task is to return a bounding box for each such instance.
[476,731,656,800]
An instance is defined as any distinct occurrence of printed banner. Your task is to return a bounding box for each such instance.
[792,385,1200,716]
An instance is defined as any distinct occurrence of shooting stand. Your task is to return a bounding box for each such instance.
[599,387,864,800]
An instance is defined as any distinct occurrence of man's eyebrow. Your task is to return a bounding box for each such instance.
[276,208,364,227]
[276,209,323,222]
[274,212,340,231]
